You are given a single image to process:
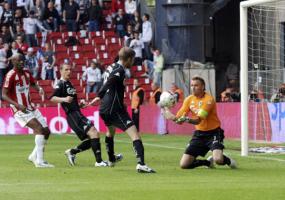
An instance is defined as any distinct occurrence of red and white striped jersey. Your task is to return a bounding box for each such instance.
[3,69,36,113]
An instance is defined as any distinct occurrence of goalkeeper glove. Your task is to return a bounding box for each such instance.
[175,116,190,124]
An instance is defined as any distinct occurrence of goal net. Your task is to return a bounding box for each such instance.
[240,0,285,155]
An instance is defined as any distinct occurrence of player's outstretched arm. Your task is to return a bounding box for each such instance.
[88,97,100,106]
[161,107,176,120]
[50,96,73,104]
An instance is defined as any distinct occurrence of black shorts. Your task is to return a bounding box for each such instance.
[184,127,225,157]
[100,110,134,131]
[66,111,93,140]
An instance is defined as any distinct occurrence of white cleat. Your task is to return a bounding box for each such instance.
[229,158,237,169]
[35,161,55,168]
[28,154,36,164]
[207,156,215,168]
[95,161,108,167]
[64,149,76,166]
[136,164,156,173]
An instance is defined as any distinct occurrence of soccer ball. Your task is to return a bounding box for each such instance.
[159,91,176,108]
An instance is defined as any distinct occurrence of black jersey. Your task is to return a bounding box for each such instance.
[98,63,126,114]
[50,79,81,113]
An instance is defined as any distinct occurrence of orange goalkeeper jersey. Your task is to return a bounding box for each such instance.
[176,92,221,131]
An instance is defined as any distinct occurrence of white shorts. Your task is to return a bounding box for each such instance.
[14,109,48,128]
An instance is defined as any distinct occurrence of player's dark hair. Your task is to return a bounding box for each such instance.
[118,47,135,61]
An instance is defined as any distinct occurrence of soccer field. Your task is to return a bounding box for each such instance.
[0,134,285,200]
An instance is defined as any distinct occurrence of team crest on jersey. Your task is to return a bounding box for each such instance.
[67,87,76,95]
[198,101,203,107]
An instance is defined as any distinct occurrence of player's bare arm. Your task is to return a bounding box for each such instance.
[50,96,73,104]
[162,107,201,125]
[89,97,101,106]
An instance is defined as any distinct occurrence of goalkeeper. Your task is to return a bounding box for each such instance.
[162,76,237,169]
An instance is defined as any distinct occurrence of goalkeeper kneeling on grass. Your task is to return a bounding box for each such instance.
[162,76,237,169]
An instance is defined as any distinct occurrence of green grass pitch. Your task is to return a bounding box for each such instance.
[0,134,285,200]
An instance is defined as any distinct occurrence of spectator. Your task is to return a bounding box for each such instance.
[111,0,124,16]
[141,13,152,60]
[0,24,13,44]
[0,43,9,99]
[143,48,164,87]
[25,47,39,78]
[32,0,45,20]
[220,87,234,102]
[129,31,143,66]
[1,2,13,28]
[23,10,49,47]
[82,59,102,93]
[271,83,285,102]
[124,24,134,47]
[11,24,26,40]
[16,0,28,17]
[15,35,29,53]
[170,83,184,103]
[42,56,54,80]
[42,1,60,32]
[114,8,127,38]
[87,0,102,32]
[220,81,240,102]
[131,78,144,131]
[249,85,264,102]
[149,82,161,105]
[7,41,23,70]
[54,0,62,15]
[12,9,24,31]
[132,10,142,33]
[63,0,80,32]
[40,42,56,79]
[124,0,136,22]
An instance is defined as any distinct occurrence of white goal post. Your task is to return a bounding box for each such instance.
[240,0,285,156]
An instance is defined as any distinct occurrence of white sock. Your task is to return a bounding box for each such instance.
[30,146,37,158]
[35,135,45,164]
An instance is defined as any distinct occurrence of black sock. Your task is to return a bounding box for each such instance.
[188,159,210,169]
[133,139,145,165]
[71,140,91,154]
[223,155,231,165]
[105,136,115,162]
[90,138,103,163]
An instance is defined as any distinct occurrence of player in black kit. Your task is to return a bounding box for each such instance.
[50,63,111,167]
[90,47,155,173]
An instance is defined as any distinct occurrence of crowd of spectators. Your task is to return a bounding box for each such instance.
[0,0,158,99]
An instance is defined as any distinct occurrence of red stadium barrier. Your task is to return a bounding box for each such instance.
[1,103,285,142]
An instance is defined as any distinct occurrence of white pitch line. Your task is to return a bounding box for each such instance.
[66,134,285,162]
[115,139,285,162]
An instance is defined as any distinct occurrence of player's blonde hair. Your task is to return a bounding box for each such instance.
[118,47,135,61]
